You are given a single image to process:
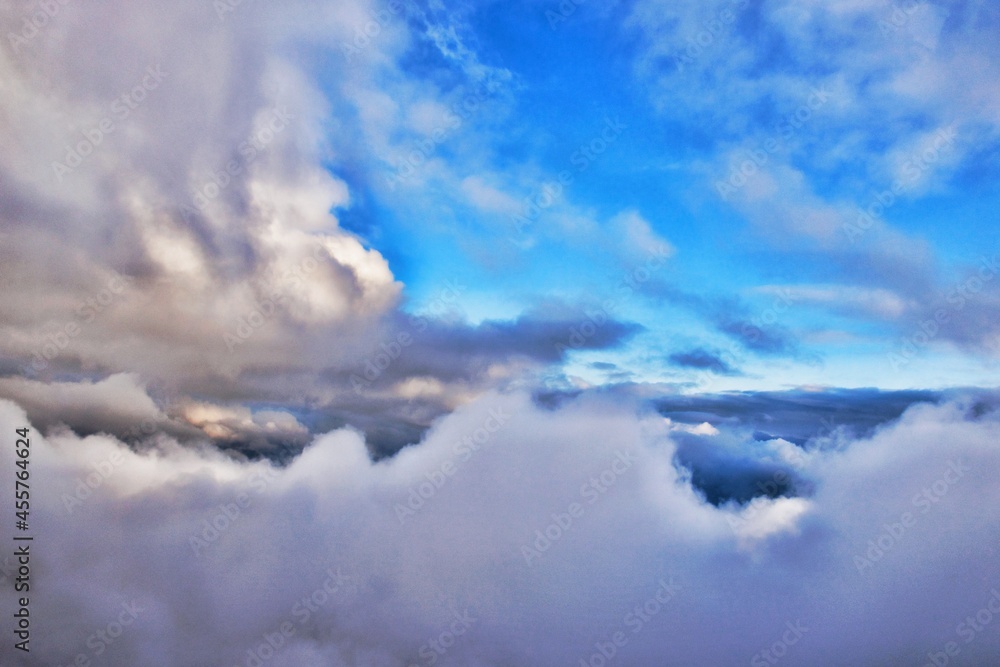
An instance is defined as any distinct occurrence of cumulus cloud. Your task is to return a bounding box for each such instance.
[0,0,653,455]
[2,5,998,665]
[2,388,999,666]
[0,0,403,390]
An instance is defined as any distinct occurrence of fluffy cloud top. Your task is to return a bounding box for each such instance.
[2,389,999,666]
[0,0,649,453]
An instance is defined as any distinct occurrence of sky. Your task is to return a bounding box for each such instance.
[0,0,999,665]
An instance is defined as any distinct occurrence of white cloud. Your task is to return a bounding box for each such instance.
[3,389,999,665]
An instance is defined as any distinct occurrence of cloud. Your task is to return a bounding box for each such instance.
[0,0,408,388]
[621,0,1000,356]
[754,284,911,320]
[654,386,946,445]
[655,285,804,358]
[667,348,741,376]
[0,373,166,437]
[2,5,998,664]
[0,0,658,458]
[2,387,999,665]
[608,209,676,265]
[0,302,643,458]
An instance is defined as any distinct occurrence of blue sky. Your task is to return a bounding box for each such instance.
[2,0,998,456]
[316,0,1000,392]
[5,3,1000,665]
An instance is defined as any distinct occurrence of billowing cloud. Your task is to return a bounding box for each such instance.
[1,5,998,666]
[0,0,404,395]
[0,0,651,455]
[2,388,999,666]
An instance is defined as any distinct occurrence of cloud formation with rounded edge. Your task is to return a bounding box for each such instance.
[2,388,998,666]
[0,0,645,455]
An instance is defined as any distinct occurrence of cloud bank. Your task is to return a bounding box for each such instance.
[2,389,999,666]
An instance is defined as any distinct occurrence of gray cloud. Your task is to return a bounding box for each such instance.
[667,348,740,376]
[654,386,946,445]
[654,285,804,358]
[0,0,647,459]
[2,388,999,665]
[2,4,999,665]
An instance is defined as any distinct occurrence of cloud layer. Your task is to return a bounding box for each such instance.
[1,4,999,665]
[2,389,999,666]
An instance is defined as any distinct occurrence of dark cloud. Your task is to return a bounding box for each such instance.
[536,385,952,507]
[588,361,618,370]
[667,348,741,375]
[671,427,810,506]
[654,387,944,445]
[340,309,642,384]
[653,285,802,357]
[0,306,642,459]
[715,315,798,355]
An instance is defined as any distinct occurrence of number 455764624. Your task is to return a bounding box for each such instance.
[14,428,30,530]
